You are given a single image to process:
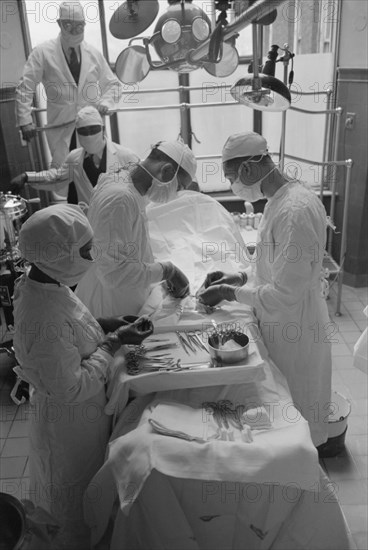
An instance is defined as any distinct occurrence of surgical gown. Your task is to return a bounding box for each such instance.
[234,181,332,446]
[12,275,113,548]
[76,175,163,318]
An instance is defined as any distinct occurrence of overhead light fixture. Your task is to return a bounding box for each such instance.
[230,25,291,111]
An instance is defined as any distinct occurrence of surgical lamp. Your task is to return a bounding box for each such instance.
[230,25,292,111]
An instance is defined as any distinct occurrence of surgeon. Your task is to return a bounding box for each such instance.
[76,140,197,318]
[12,204,153,548]
[10,106,138,206]
[197,132,332,447]
[15,1,122,170]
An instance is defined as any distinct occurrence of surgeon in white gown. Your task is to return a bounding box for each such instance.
[76,140,197,318]
[197,132,332,447]
[12,204,153,549]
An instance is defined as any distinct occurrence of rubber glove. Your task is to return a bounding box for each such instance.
[197,284,237,307]
[97,316,139,334]
[10,173,27,194]
[115,316,154,346]
[21,123,37,141]
[203,271,247,289]
[97,102,110,115]
[160,261,190,299]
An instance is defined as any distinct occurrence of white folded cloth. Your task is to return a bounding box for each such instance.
[149,402,219,442]
[242,405,272,430]
[148,402,269,444]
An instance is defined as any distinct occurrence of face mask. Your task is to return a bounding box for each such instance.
[78,133,105,155]
[60,27,84,47]
[57,256,93,287]
[36,252,93,287]
[141,164,179,204]
[231,165,278,203]
[231,179,264,202]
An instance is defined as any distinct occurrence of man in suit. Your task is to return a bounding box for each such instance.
[15,1,122,170]
[10,106,139,207]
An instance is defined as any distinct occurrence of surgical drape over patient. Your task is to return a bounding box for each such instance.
[18,204,93,286]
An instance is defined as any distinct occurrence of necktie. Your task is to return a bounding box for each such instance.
[69,47,80,84]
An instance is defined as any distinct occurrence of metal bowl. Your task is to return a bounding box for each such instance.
[208,331,249,365]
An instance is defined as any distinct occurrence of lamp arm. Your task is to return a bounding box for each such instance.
[190,0,286,63]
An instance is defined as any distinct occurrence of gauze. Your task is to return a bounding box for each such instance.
[18,204,94,287]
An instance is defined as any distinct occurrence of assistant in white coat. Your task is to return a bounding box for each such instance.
[12,204,152,548]
[11,106,138,206]
[197,132,332,447]
[15,1,122,167]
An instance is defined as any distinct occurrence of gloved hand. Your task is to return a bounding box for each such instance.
[10,173,27,194]
[21,123,36,141]
[97,103,110,116]
[160,261,190,299]
[200,271,247,291]
[197,284,236,307]
[115,316,154,346]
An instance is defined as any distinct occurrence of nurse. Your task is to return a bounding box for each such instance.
[12,204,153,548]
[10,106,138,206]
[197,132,332,447]
[76,140,197,318]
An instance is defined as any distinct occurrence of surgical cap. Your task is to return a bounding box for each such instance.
[222,132,268,163]
[156,141,197,180]
[59,1,85,21]
[18,204,93,286]
[76,106,103,128]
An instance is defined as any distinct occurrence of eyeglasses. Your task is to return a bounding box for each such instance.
[60,20,86,33]
[77,125,102,136]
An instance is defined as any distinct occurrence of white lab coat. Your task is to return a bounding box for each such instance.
[15,35,122,167]
[235,181,332,446]
[76,175,163,318]
[12,275,112,548]
[25,139,139,206]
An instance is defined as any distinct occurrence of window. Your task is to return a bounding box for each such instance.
[318,0,338,54]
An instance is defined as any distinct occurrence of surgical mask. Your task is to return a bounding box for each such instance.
[60,27,84,47]
[141,164,179,204]
[231,164,278,203]
[78,133,105,155]
[232,179,264,202]
[56,255,94,287]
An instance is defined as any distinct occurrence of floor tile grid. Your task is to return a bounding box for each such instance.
[0,283,367,547]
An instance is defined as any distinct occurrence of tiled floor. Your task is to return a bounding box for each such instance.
[0,283,367,548]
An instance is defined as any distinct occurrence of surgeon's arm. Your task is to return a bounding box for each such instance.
[11,156,74,194]
[234,209,322,311]
[15,46,44,129]
[92,195,163,291]
[26,337,115,403]
[95,51,123,112]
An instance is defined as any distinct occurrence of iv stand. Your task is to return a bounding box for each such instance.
[279,45,293,171]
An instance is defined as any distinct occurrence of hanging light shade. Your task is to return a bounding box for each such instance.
[231,23,291,112]
[230,74,291,111]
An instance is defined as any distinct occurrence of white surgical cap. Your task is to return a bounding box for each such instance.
[222,132,268,163]
[59,1,85,21]
[19,204,93,286]
[76,106,103,128]
[156,141,197,180]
